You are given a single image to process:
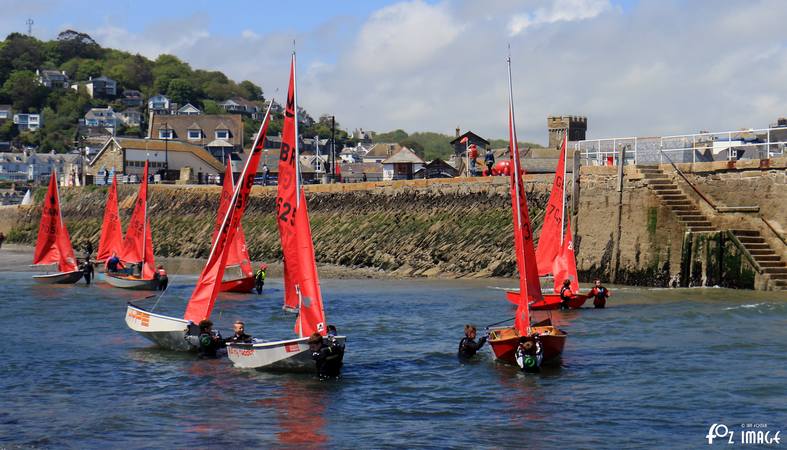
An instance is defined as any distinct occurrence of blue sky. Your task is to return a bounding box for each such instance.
[2,0,785,143]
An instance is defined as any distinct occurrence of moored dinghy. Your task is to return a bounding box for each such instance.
[94,173,123,279]
[226,52,346,372]
[488,53,567,367]
[106,161,158,290]
[31,170,82,284]
[125,103,274,350]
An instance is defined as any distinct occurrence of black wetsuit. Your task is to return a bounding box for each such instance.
[312,337,344,380]
[458,335,487,359]
[559,286,572,310]
[225,332,253,344]
[82,262,94,285]
[188,331,224,358]
[254,269,266,294]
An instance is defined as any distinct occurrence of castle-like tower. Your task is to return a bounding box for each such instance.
[547,116,587,150]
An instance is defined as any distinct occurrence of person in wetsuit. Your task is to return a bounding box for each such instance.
[559,279,574,310]
[81,259,94,285]
[156,265,168,291]
[308,329,344,380]
[186,320,224,358]
[587,279,610,308]
[225,320,253,344]
[458,324,487,359]
[515,334,543,373]
[254,264,267,294]
[106,253,120,273]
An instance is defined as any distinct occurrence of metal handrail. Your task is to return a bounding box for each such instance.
[658,149,718,212]
[760,216,787,248]
[726,231,762,273]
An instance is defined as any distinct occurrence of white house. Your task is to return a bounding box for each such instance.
[0,105,12,121]
[36,69,69,88]
[148,94,171,114]
[13,113,43,131]
[71,75,117,98]
[84,107,118,129]
[177,103,201,115]
[117,108,142,127]
[381,147,424,180]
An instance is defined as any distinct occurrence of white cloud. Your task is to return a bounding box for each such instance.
[509,0,611,36]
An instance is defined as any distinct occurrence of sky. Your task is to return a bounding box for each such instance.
[1,0,786,144]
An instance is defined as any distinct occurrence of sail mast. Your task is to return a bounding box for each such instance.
[560,133,567,244]
[292,48,301,207]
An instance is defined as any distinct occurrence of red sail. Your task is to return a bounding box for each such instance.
[508,100,542,335]
[97,174,123,262]
[276,54,302,312]
[535,134,567,276]
[552,215,579,293]
[142,217,156,280]
[121,162,149,265]
[293,189,326,337]
[183,104,273,323]
[211,163,253,277]
[33,170,77,272]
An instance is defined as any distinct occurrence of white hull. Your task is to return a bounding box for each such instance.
[227,336,346,372]
[125,303,196,351]
[32,270,83,284]
[107,274,159,290]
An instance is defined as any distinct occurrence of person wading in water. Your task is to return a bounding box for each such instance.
[458,324,487,359]
[254,264,267,294]
[587,279,611,308]
[559,279,574,310]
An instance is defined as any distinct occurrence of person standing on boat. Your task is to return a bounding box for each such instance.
[559,279,575,310]
[309,332,344,380]
[458,324,487,359]
[254,264,267,294]
[81,259,94,285]
[106,252,120,273]
[587,279,610,309]
[186,320,224,358]
[156,265,168,290]
[484,149,495,176]
[225,320,253,344]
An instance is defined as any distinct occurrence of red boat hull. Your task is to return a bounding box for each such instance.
[488,325,566,365]
[505,291,588,310]
[220,275,255,293]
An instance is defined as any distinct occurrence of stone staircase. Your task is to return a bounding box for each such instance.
[638,166,715,232]
[731,229,787,290]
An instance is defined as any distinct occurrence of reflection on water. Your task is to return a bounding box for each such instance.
[0,272,784,448]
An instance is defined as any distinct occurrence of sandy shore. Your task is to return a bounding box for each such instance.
[0,243,394,279]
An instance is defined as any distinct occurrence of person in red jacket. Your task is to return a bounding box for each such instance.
[559,279,574,310]
[587,279,611,308]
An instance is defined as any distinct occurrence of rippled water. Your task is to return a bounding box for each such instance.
[0,271,785,448]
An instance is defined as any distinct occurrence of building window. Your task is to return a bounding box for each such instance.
[215,129,229,139]
[188,129,201,140]
[159,129,173,139]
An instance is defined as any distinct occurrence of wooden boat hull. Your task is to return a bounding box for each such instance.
[125,303,196,351]
[220,275,255,293]
[488,325,566,365]
[505,291,588,310]
[106,274,159,291]
[32,270,83,284]
[227,336,346,372]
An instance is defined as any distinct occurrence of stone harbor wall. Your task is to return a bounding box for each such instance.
[4,161,784,289]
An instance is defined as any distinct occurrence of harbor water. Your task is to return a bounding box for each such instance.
[0,271,785,448]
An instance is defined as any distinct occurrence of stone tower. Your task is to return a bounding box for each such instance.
[547,116,587,150]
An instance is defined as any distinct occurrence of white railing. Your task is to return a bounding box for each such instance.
[576,126,787,165]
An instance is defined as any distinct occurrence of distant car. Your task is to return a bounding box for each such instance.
[253,175,277,186]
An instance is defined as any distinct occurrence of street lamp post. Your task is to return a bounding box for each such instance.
[330,115,335,183]
[163,121,169,181]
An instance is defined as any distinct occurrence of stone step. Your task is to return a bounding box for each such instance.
[684,220,713,226]
[753,255,783,262]
[650,184,679,191]
[667,203,694,210]
[761,267,787,274]
[689,226,716,232]
[738,236,766,244]
[731,229,761,237]
[748,249,777,256]
[758,261,786,268]
[645,178,674,185]
[654,189,683,196]
[770,278,787,285]
[743,243,771,250]
[660,194,689,201]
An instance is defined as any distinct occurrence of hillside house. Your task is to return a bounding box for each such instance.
[71,75,117,98]
[122,90,143,107]
[177,103,201,115]
[84,107,118,129]
[117,108,142,127]
[148,94,171,114]
[13,113,42,131]
[36,69,69,88]
[382,147,424,180]
[148,114,243,162]
[363,143,406,164]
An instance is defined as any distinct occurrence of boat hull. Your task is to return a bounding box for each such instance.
[227,336,346,372]
[488,325,566,365]
[125,303,195,351]
[505,291,588,310]
[220,275,255,293]
[106,274,159,290]
[32,270,83,284]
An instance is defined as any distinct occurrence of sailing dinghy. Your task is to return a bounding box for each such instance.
[488,54,567,366]
[213,163,256,293]
[106,161,158,290]
[506,135,588,310]
[226,53,345,372]
[31,170,82,284]
[125,103,274,351]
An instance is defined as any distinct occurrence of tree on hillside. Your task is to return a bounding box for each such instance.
[166,78,197,105]
[0,33,46,84]
[152,54,192,94]
[105,53,153,91]
[55,30,102,62]
[60,58,103,81]
[1,70,48,111]
[372,129,409,143]
[239,80,263,100]
[400,139,425,159]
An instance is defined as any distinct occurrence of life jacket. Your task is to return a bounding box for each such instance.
[255,269,266,281]
[560,286,573,300]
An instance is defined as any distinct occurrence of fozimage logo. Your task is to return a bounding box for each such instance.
[706,423,781,445]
